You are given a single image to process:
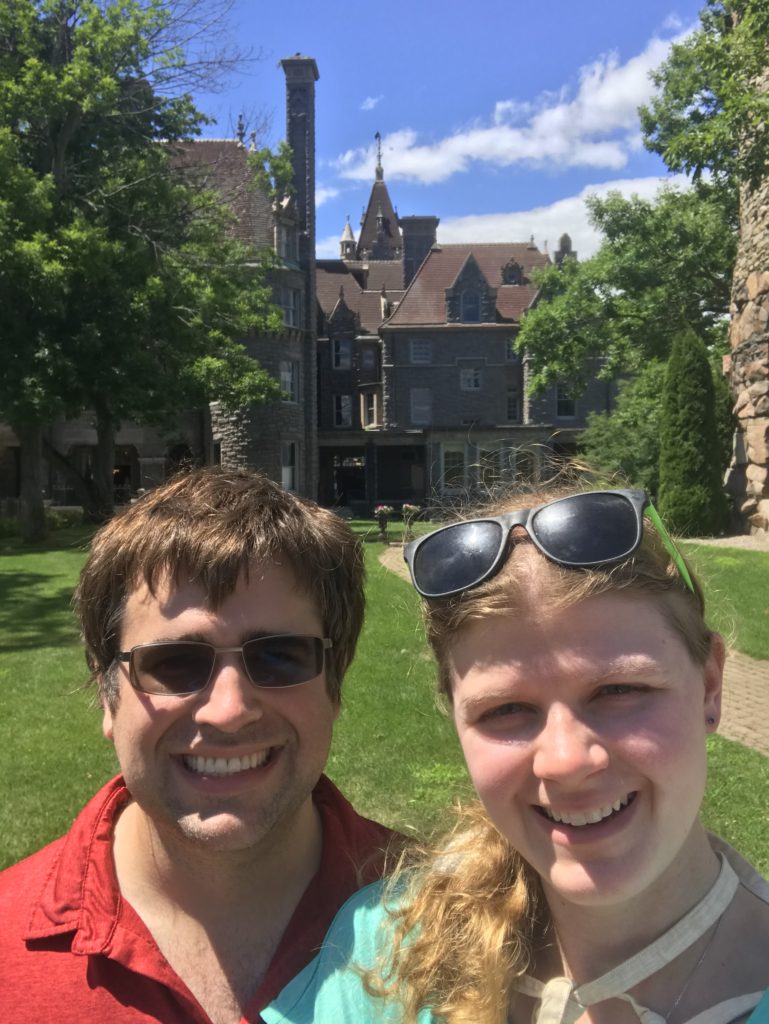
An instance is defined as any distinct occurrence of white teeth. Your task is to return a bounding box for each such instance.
[544,794,630,827]
[184,751,270,775]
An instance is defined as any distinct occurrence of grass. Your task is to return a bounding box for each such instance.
[681,542,769,660]
[0,528,767,873]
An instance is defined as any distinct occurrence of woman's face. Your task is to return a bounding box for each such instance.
[448,591,723,910]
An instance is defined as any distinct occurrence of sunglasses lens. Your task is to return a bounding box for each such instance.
[412,521,504,596]
[242,635,324,688]
[532,492,638,565]
[132,643,213,695]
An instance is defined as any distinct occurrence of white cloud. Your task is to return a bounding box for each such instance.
[316,232,343,258]
[437,174,690,259]
[360,95,383,112]
[334,31,690,185]
[315,185,339,207]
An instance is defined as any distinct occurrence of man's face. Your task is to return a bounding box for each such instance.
[103,563,338,854]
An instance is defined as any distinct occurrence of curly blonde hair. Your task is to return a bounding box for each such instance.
[366,484,711,1024]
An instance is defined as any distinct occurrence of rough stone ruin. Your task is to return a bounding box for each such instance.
[727,171,769,536]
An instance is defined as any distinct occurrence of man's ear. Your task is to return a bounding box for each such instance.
[101,684,115,741]
[703,632,725,730]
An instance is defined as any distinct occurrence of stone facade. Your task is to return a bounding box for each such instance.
[727,174,769,535]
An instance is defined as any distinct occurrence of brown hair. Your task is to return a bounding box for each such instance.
[75,467,364,708]
[368,484,713,1024]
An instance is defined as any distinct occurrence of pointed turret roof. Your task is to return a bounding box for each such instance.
[356,138,402,260]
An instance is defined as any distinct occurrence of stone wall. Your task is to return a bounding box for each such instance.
[728,173,769,535]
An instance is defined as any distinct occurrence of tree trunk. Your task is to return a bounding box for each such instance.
[42,414,116,524]
[91,407,115,522]
[17,422,47,542]
[727,132,769,535]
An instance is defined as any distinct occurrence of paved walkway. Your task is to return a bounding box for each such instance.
[379,537,769,758]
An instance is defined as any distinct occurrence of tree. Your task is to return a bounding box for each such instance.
[517,184,736,394]
[580,355,734,498]
[0,0,282,539]
[580,362,667,496]
[639,0,769,190]
[640,0,769,533]
[658,329,728,536]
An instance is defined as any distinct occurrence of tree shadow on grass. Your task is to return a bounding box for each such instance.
[0,571,80,652]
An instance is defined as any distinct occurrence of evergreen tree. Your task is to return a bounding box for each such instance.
[658,329,728,536]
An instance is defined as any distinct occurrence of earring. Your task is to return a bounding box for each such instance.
[707,716,716,726]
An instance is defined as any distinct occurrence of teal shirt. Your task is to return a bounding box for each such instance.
[751,989,769,1023]
[262,880,432,1024]
[263,880,769,1024]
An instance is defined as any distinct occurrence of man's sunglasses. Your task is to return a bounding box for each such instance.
[117,634,333,696]
[403,489,694,599]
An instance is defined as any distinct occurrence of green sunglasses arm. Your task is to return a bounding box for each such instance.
[646,503,695,594]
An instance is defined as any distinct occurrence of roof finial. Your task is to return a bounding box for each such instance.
[236,112,245,145]
[375,131,383,180]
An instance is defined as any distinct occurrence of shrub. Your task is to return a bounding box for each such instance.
[658,329,729,536]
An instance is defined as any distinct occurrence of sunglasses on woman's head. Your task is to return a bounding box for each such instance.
[403,489,694,599]
[117,634,333,696]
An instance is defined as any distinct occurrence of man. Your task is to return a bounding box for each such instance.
[0,467,397,1024]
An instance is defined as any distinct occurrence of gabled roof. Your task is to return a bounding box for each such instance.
[385,243,549,326]
[316,261,404,335]
[357,179,402,260]
[169,140,273,247]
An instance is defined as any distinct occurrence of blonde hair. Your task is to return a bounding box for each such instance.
[369,484,712,1024]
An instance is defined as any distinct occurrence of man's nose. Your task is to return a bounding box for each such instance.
[532,704,609,783]
[191,653,265,732]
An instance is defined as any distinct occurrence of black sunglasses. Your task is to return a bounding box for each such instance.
[117,634,333,696]
[403,489,694,599]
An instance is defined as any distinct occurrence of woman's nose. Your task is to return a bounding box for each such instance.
[532,704,609,783]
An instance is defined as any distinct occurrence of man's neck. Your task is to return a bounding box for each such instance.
[111,798,323,1024]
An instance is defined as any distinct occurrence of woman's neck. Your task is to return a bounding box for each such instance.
[540,826,721,984]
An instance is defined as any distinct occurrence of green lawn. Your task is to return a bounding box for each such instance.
[1,528,767,872]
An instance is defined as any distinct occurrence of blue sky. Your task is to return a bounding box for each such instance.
[195,0,706,260]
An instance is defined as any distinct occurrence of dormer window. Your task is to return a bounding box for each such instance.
[460,291,480,323]
[501,259,523,285]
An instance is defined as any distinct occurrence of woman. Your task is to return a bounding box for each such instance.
[264,487,769,1024]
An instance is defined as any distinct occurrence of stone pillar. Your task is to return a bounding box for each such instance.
[728,178,769,536]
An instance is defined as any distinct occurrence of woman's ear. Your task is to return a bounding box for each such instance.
[703,632,725,732]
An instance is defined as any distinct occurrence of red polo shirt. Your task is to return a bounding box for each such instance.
[0,774,398,1023]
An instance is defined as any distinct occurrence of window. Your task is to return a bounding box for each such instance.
[410,338,432,364]
[507,388,520,422]
[333,339,352,369]
[443,448,465,489]
[361,347,377,370]
[281,441,297,492]
[280,287,301,327]
[333,394,353,427]
[277,224,297,261]
[361,392,378,427]
[410,388,432,425]
[279,360,299,402]
[460,368,482,391]
[556,384,576,419]
[460,291,480,323]
[506,339,520,362]
[478,448,500,488]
